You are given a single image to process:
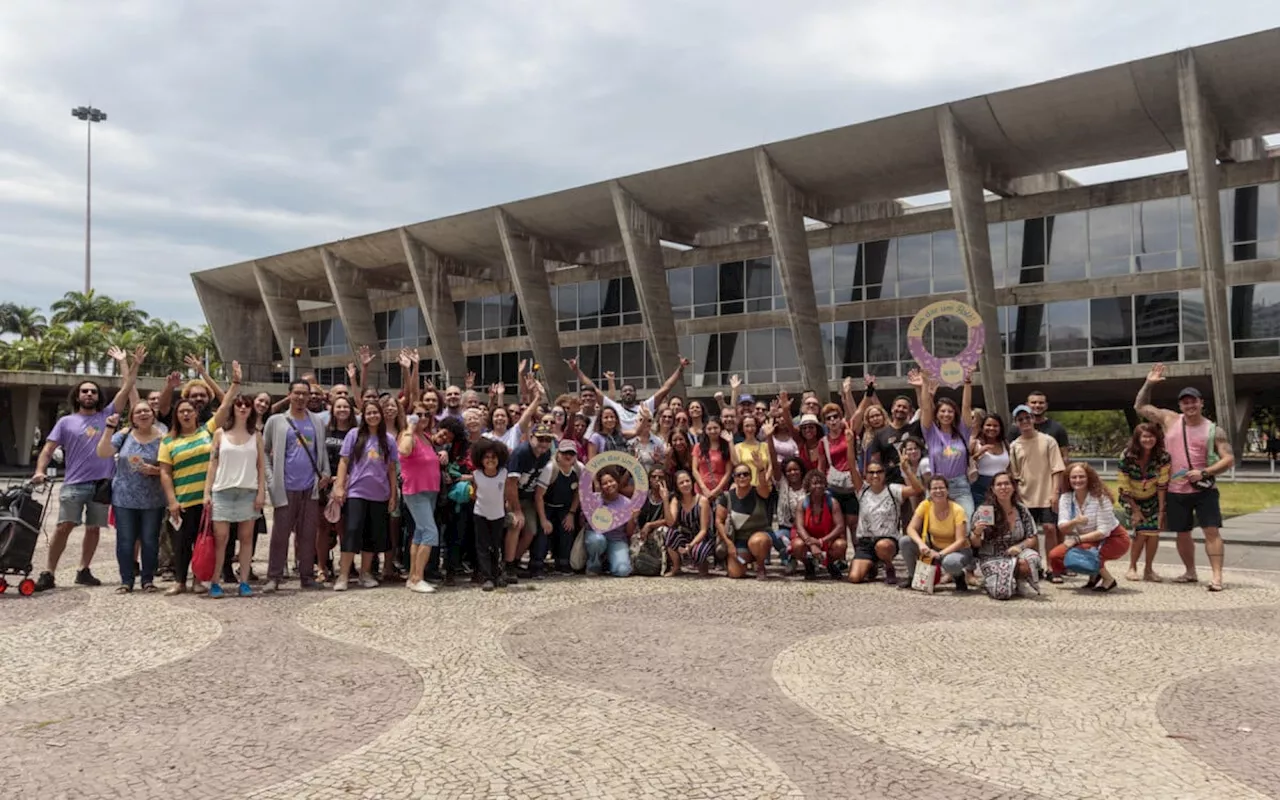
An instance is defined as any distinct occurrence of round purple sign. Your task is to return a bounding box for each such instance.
[906,300,985,388]
[579,451,649,531]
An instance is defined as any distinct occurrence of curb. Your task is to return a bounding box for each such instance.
[1156,532,1280,548]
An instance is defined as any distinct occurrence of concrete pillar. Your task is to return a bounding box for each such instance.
[319,247,380,357]
[399,230,467,385]
[0,386,40,467]
[494,209,572,396]
[609,182,687,397]
[192,276,274,382]
[937,107,1009,418]
[1177,51,1239,455]
[1235,394,1255,460]
[754,148,830,392]
[252,262,312,372]
[400,229,468,387]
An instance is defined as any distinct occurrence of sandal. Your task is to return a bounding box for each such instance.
[141,584,157,593]
[1048,574,1065,584]
[1172,574,1199,584]
[115,585,133,594]
[1207,582,1225,592]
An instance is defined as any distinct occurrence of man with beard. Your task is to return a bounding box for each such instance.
[262,380,331,591]
[31,346,142,590]
[504,423,557,580]
[436,384,464,421]
[873,393,922,476]
[577,357,689,437]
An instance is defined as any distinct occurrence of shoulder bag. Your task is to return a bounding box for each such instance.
[1062,495,1102,575]
[1181,420,1217,492]
[910,503,942,593]
[287,417,337,521]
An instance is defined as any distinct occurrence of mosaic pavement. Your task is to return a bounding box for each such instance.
[2,508,1279,799]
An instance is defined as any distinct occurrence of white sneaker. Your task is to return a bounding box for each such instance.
[333,577,348,592]
[410,580,436,594]
[262,579,280,593]
[358,573,379,589]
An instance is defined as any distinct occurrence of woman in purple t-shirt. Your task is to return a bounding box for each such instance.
[908,367,975,519]
[331,401,398,591]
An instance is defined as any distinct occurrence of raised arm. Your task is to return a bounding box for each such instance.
[106,345,140,411]
[565,357,604,399]
[603,371,618,402]
[728,374,742,409]
[515,376,544,437]
[649,356,688,407]
[210,361,242,430]
[96,413,121,459]
[185,354,223,403]
[1134,363,1177,427]
[960,368,974,434]
[908,368,935,430]
[848,376,881,435]
[158,371,181,420]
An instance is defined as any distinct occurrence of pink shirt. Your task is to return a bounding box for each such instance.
[401,434,442,495]
[1165,416,1211,495]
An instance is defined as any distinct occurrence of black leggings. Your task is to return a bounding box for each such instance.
[170,505,202,584]
[474,515,505,582]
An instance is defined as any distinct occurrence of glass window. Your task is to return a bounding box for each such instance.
[1009,304,1047,370]
[1047,211,1087,281]
[691,265,718,318]
[1009,218,1046,286]
[745,329,774,384]
[927,314,969,359]
[556,284,578,331]
[861,239,896,300]
[1179,196,1199,268]
[810,247,832,306]
[897,234,931,298]
[833,244,860,304]
[1089,204,1131,277]
[599,342,621,378]
[1135,197,1179,274]
[668,267,692,317]
[620,277,642,325]
[578,281,601,329]
[577,344,600,379]
[931,230,964,292]
[744,257,774,312]
[1047,300,1088,367]
[717,332,743,384]
[1133,292,1178,363]
[830,320,865,376]
[622,340,646,382]
[989,223,1008,288]
[1231,282,1280,358]
[1091,296,1133,365]
[1181,289,1206,344]
[684,333,711,387]
[775,328,800,383]
[719,261,744,315]
[866,318,898,375]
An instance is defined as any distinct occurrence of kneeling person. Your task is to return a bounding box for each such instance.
[847,457,923,585]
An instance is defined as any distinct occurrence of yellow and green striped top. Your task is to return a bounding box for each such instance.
[159,418,217,508]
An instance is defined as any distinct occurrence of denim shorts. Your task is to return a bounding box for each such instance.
[212,488,260,523]
[59,481,110,527]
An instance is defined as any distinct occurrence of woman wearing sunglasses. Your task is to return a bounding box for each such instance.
[204,369,266,598]
[846,452,924,585]
[714,449,774,580]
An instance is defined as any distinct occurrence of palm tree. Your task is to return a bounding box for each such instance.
[191,323,221,371]
[2,305,49,339]
[141,319,195,369]
[102,298,149,330]
[50,289,113,326]
[62,322,108,373]
[0,337,46,370]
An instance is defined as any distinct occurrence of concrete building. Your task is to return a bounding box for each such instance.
[190,28,1280,452]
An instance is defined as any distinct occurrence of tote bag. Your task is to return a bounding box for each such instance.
[190,505,217,583]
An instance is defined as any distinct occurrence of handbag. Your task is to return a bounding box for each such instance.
[910,505,942,593]
[979,556,1018,600]
[323,495,343,524]
[822,436,854,491]
[630,526,667,576]
[190,505,217,583]
[91,477,112,506]
[1181,421,1217,491]
[569,527,588,572]
[1061,495,1102,575]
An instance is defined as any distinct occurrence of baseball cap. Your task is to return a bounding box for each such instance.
[1012,404,1032,419]
[532,422,555,440]
[1178,387,1202,400]
[556,438,578,454]
[798,413,821,427]
[738,393,755,405]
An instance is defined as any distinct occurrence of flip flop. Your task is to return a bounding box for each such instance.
[1207,582,1225,592]
[1172,574,1200,583]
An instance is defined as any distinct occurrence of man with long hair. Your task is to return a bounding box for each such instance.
[31,346,142,591]
[262,380,331,591]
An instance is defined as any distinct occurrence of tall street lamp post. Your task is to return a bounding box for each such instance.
[71,105,107,294]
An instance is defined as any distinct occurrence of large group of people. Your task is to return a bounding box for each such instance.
[27,345,1236,599]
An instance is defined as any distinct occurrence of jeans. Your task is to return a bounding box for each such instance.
[402,491,440,547]
[114,506,163,587]
[970,475,993,506]
[898,535,975,577]
[770,527,793,561]
[585,531,632,577]
[947,475,975,520]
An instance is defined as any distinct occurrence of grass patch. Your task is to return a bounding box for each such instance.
[1103,480,1280,518]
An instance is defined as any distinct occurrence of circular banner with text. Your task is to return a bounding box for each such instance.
[906,300,985,388]
[579,451,649,532]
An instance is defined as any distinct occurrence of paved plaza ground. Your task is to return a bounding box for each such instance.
[2,491,1280,799]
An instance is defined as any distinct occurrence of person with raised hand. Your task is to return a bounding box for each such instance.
[31,344,141,591]
[203,362,266,598]
[908,365,975,519]
[399,401,446,594]
[96,393,165,593]
[715,448,775,580]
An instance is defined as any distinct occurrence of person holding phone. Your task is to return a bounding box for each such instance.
[96,401,165,593]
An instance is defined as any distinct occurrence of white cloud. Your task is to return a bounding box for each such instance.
[1,0,1279,329]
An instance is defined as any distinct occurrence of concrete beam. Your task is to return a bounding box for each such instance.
[937,106,1010,419]
[252,262,312,372]
[989,171,1081,198]
[0,386,40,466]
[318,247,380,358]
[755,148,831,391]
[400,229,468,386]
[1178,50,1240,454]
[494,209,572,395]
[610,182,687,397]
[1226,136,1269,163]
[192,276,274,382]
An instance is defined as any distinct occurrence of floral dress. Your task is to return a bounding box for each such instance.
[1116,449,1171,533]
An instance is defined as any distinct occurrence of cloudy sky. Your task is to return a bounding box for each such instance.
[2,1,1278,327]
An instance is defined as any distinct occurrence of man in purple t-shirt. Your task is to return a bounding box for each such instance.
[262,380,331,591]
[31,346,140,591]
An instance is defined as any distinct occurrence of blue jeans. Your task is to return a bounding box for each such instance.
[585,531,632,577]
[114,506,164,587]
[402,491,440,546]
[947,475,975,520]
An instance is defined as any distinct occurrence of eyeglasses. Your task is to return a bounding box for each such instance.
[824,414,840,421]
[866,469,885,476]
[733,471,751,478]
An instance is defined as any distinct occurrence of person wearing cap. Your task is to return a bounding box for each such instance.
[1135,364,1235,591]
[503,422,557,580]
[1008,403,1067,581]
[535,438,583,573]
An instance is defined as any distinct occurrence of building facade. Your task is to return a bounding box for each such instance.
[192,29,1280,450]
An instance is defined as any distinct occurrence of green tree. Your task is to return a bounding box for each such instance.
[49,289,113,326]
[141,319,195,369]
[102,298,149,330]
[0,304,47,339]
[61,322,109,373]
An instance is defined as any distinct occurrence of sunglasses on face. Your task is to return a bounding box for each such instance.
[824,414,840,421]
[866,469,884,476]
[233,398,251,407]
[733,471,751,478]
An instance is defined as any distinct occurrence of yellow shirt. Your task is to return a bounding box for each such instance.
[735,440,770,485]
[915,499,967,549]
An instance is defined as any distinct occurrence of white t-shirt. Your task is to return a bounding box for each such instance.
[486,427,522,451]
[473,468,508,521]
[1057,492,1119,536]
[603,396,657,434]
[855,484,905,541]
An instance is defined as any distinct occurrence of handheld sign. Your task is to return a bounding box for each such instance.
[579,451,649,532]
[906,300,984,388]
